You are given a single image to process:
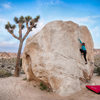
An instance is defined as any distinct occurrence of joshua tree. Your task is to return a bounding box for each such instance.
[5,15,40,77]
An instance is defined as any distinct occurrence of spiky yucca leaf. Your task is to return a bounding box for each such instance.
[30,19,35,26]
[14,17,19,23]
[25,16,32,22]
[7,22,12,28]
[34,15,40,22]
[36,15,40,19]
[19,16,24,22]
[5,22,12,29]
[25,17,28,21]
[19,16,25,23]
[5,24,9,29]
[20,16,24,20]
[12,25,16,29]
[27,16,32,20]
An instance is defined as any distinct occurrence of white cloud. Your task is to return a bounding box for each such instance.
[90,15,100,19]
[91,26,100,37]
[0,17,10,42]
[0,41,17,47]
[0,40,19,52]
[95,43,100,49]
[89,26,100,49]
[0,17,18,52]
[65,16,99,25]
[39,0,63,6]
[0,17,8,35]
[2,2,11,9]
[0,18,7,23]
[47,0,63,5]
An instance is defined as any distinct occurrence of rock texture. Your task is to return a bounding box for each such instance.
[22,21,94,96]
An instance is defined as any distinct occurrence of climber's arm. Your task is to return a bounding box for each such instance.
[78,39,82,44]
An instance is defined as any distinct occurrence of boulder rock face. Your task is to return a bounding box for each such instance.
[22,21,94,96]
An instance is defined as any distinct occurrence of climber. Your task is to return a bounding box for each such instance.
[78,39,87,64]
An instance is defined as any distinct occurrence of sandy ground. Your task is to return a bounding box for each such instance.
[0,75,100,100]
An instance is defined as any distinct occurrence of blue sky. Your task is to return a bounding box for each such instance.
[0,0,100,52]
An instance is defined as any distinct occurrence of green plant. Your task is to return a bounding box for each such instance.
[23,77,27,80]
[93,67,100,76]
[94,67,98,73]
[0,70,12,78]
[40,82,48,90]
[20,70,25,74]
[94,55,100,67]
[96,67,100,76]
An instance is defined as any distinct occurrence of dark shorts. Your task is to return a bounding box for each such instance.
[80,49,87,62]
[80,49,87,54]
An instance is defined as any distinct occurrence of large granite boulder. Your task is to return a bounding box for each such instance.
[22,21,94,96]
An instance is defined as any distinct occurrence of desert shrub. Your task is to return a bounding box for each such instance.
[94,55,100,67]
[39,82,52,92]
[97,67,100,76]
[0,69,12,78]
[94,55,100,76]
[94,67,100,76]
[40,82,47,90]
[23,77,27,80]
[94,67,98,73]
[1,64,5,68]
[20,70,25,74]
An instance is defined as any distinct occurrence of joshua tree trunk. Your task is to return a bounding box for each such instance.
[14,40,23,77]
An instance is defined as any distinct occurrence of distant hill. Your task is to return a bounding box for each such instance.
[0,52,17,58]
[94,49,100,56]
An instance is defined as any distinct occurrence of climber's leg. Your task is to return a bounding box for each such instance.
[83,51,87,64]
[80,49,84,55]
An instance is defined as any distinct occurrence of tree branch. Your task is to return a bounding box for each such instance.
[8,29,19,40]
[26,21,28,30]
[22,28,31,41]
[18,23,22,40]
[22,16,39,41]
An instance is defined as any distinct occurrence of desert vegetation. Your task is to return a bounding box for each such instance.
[0,57,23,78]
[94,55,100,75]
